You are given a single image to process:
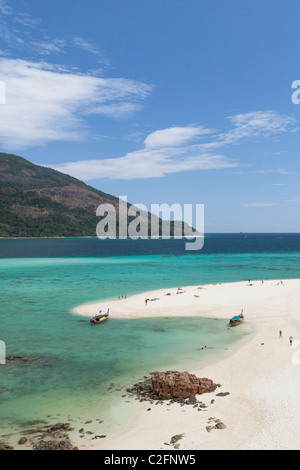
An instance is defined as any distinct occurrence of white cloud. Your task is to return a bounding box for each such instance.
[47,109,298,181]
[144,126,215,148]
[72,36,105,63]
[0,0,11,15]
[219,111,297,145]
[14,12,41,28]
[30,39,66,56]
[256,168,293,175]
[0,58,152,148]
[0,3,109,67]
[243,202,277,208]
[50,127,235,180]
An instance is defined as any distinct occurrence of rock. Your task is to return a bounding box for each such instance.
[206,426,214,433]
[18,437,28,445]
[20,420,48,427]
[6,356,39,363]
[187,396,197,405]
[0,442,14,450]
[33,440,78,451]
[170,434,184,445]
[126,371,218,406]
[22,428,45,435]
[215,422,227,430]
[50,423,71,432]
[152,371,218,400]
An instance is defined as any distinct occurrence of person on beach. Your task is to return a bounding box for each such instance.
[279,330,283,339]
[290,336,293,346]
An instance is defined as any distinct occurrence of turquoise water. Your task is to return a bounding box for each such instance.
[1,235,300,443]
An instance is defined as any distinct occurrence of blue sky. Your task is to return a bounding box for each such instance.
[1,0,300,232]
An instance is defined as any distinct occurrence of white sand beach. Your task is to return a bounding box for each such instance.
[74,279,300,450]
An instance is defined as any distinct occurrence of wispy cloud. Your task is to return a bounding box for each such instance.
[14,12,41,28]
[50,149,234,181]
[48,109,297,181]
[144,126,215,148]
[50,126,236,180]
[243,202,278,208]
[255,168,294,175]
[219,111,297,145]
[30,39,67,56]
[0,1,108,65]
[0,58,152,148]
[72,36,107,64]
[0,0,11,15]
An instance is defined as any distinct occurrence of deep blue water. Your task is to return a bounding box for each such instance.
[1,233,300,258]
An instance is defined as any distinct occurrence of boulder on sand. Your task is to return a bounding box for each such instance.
[152,371,218,400]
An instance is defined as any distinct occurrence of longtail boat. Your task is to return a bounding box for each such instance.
[90,310,109,325]
[229,313,244,327]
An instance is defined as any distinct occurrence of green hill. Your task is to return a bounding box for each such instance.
[0,153,191,238]
[0,153,124,237]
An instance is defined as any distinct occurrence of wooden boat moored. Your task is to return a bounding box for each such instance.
[90,309,110,325]
[229,313,244,327]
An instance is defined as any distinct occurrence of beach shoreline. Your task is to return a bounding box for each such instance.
[73,279,300,450]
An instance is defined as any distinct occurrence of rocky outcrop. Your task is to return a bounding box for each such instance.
[18,422,77,450]
[49,423,71,432]
[127,371,219,403]
[0,442,14,451]
[152,371,218,400]
[6,356,39,363]
[33,440,78,451]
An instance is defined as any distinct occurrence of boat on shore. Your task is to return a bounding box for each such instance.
[90,309,110,325]
[229,312,244,327]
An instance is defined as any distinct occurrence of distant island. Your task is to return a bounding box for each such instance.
[0,153,193,238]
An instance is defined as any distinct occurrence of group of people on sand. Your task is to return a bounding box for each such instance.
[247,279,284,286]
[279,330,293,345]
[118,294,127,300]
[164,288,186,297]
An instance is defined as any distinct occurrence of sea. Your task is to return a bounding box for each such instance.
[1,234,300,443]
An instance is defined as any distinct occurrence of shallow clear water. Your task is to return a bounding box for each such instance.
[1,235,300,441]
